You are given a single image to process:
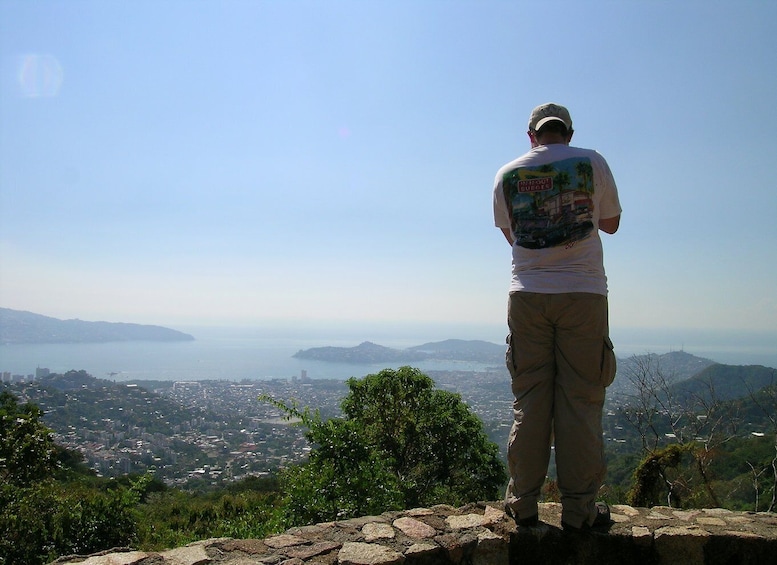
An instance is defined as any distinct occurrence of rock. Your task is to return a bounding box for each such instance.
[337,542,404,565]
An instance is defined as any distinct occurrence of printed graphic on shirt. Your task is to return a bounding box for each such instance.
[502,156,595,249]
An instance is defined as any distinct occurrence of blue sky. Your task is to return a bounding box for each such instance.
[1,1,776,346]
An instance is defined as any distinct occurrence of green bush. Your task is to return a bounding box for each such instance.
[135,486,283,550]
[265,366,507,526]
[0,392,146,565]
[0,479,141,565]
[1,391,59,487]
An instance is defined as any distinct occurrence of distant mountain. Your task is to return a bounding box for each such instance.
[608,350,717,398]
[293,341,428,363]
[407,339,505,363]
[0,308,195,344]
[607,349,776,406]
[669,363,776,403]
[293,339,505,364]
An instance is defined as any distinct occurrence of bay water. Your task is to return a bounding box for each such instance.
[1,324,775,382]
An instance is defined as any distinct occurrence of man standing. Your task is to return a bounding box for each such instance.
[492,102,621,531]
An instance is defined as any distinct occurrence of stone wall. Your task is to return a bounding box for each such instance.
[52,502,777,565]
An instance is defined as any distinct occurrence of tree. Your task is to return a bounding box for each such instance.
[575,160,594,193]
[0,391,59,487]
[340,367,506,506]
[627,443,692,507]
[742,375,777,512]
[263,366,507,525]
[279,417,404,525]
[0,392,145,565]
[621,355,741,508]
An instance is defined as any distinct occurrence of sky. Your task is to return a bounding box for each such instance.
[1,1,776,347]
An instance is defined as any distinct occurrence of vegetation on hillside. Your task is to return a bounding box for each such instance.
[606,356,776,511]
[0,391,144,564]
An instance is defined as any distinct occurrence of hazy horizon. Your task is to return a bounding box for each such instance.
[7,305,777,356]
[2,309,776,372]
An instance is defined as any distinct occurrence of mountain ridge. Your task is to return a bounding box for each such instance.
[293,338,505,364]
[0,308,195,344]
[670,363,776,403]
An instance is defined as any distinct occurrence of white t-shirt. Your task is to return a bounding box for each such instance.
[493,143,621,295]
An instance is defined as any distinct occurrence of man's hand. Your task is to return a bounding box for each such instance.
[598,215,620,234]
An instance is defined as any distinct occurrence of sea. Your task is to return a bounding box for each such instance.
[1,324,775,382]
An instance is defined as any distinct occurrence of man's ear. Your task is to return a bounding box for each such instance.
[528,130,539,148]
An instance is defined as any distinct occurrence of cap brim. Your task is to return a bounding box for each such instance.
[534,116,569,130]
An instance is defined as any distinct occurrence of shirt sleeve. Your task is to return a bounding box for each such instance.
[493,173,511,229]
[594,153,622,220]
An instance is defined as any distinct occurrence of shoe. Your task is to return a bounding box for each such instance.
[516,514,539,528]
[505,506,539,528]
[561,502,610,532]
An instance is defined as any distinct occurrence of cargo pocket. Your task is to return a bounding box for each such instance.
[601,336,616,387]
[505,333,517,379]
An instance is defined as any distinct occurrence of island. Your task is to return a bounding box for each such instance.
[293,339,505,364]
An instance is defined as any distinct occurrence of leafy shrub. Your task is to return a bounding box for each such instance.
[264,366,507,526]
[0,479,142,565]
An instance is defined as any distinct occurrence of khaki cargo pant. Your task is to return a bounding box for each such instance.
[504,291,616,529]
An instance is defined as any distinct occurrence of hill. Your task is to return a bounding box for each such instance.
[607,350,775,406]
[669,363,776,403]
[29,370,204,434]
[407,339,505,363]
[293,341,428,363]
[608,350,717,399]
[0,308,195,344]
[7,370,216,481]
[293,339,504,364]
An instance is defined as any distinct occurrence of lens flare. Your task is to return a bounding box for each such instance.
[18,53,64,98]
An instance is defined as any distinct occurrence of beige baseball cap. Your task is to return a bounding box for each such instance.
[528,103,573,131]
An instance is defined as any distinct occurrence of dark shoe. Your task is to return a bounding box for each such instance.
[561,502,611,532]
[516,514,539,528]
[506,506,539,528]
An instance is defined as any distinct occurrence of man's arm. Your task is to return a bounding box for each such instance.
[500,227,514,245]
[598,215,620,234]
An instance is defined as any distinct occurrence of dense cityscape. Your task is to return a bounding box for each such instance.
[1,367,515,488]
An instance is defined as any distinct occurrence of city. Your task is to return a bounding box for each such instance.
[2,367,515,488]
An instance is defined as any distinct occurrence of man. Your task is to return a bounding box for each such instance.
[492,102,621,532]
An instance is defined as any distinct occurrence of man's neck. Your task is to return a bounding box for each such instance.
[537,134,569,146]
